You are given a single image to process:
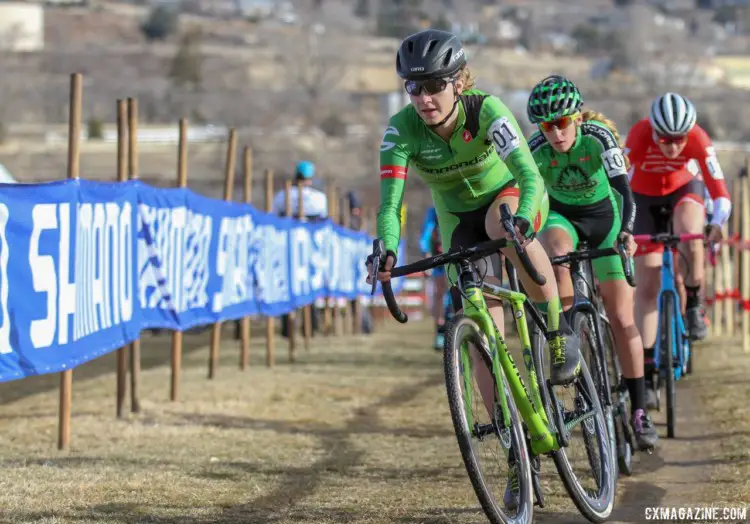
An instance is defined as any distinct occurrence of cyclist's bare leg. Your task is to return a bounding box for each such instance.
[634,252,662,348]
[674,200,707,338]
[455,282,506,417]
[485,195,558,303]
[602,277,658,447]
[675,270,687,315]
[539,227,575,310]
[434,273,447,324]
[486,194,581,385]
[601,280,643,378]
[674,201,705,288]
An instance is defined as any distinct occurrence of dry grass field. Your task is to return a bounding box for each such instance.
[0,319,747,523]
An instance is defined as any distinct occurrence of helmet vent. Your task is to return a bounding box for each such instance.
[425,39,438,55]
[441,49,452,68]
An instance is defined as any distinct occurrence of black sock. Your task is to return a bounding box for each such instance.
[643,346,655,378]
[436,323,445,334]
[686,285,701,310]
[625,377,646,413]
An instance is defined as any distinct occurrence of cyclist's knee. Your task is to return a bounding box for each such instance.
[485,195,518,240]
[673,200,705,234]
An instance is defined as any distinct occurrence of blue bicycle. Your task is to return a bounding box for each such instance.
[634,210,704,439]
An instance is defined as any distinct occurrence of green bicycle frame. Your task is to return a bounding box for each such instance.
[459,280,559,456]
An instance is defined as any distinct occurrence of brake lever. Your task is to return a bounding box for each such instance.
[369,239,384,296]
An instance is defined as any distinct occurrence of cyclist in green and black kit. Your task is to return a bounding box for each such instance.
[526,75,659,450]
[365,29,582,389]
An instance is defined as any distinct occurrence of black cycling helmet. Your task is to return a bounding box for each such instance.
[527,75,584,124]
[396,29,467,81]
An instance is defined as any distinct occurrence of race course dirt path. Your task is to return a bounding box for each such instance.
[0,320,747,523]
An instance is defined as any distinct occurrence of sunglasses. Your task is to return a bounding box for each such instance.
[404,77,454,96]
[538,114,578,133]
[655,133,687,145]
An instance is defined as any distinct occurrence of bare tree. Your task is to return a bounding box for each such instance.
[275,23,358,130]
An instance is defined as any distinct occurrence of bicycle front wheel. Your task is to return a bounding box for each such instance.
[444,314,533,524]
[660,293,677,438]
[532,323,616,523]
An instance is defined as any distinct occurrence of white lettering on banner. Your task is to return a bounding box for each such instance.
[213,214,252,312]
[311,227,330,293]
[253,224,289,304]
[29,202,132,349]
[290,226,312,297]
[138,205,211,312]
[329,232,340,292]
[0,204,11,354]
[74,202,133,342]
[338,236,357,294]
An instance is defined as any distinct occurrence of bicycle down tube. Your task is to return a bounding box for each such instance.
[633,233,703,375]
[378,241,560,456]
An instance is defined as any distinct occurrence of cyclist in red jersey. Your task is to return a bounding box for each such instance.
[625,92,731,407]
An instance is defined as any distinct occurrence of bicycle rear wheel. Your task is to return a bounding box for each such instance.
[574,312,619,479]
[531,322,616,523]
[601,317,634,476]
[444,314,533,524]
[660,294,677,439]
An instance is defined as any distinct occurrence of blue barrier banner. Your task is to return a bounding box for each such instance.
[0,180,404,382]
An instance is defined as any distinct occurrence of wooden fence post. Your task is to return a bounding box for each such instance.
[265,169,276,367]
[285,180,297,362]
[742,165,750,352]
[239,147,253,370]
[298,179,312,351]
[127,97,141,414]
[59,72,82,450]
[170,118,188,400]
[209,128,237,379]
[115,99,129,417]
[340,191,351,335]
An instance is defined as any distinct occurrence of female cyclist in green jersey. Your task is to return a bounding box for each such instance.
[365,29,581,390]
[526,75,658,450]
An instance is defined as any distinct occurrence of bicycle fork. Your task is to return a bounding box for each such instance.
[654,250,687,381]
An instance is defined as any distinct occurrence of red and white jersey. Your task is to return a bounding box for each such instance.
[625,118,731,225]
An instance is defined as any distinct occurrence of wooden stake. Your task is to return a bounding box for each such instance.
[285,181,297,361]
[116,99,128,418]
[170,118,189,400]
[742,168,750,352]
[298,180,312,351]
[127,97,141,414]
[265,169,276,367]
[239,147,253,370]
[209,129,237,379]
[323,185,335,336]
[59,72,82,450]
[340,192,351,335]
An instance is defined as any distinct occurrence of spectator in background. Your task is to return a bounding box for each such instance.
[342,190,373,334]
[272,160,328,221]
[274,161,327,338]
[343,190,363,230]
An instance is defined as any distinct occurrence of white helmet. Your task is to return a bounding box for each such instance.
[649,92,697,137]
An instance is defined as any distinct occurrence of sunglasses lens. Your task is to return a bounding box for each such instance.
[658,134,686,145]
[540,115,574,132]
[423,79,447,94]
[404,79,448,96]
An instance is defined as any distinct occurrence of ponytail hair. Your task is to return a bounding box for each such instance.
[582,110,630,170]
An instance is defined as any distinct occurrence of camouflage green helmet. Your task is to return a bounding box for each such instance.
[527,75,583,124]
